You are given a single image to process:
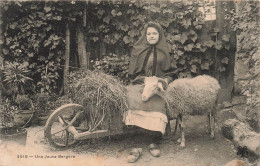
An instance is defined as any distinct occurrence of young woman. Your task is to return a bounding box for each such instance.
[125,21,173,163]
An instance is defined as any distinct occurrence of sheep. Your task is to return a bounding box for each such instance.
[141,76,167,101]
[141,75,220,148]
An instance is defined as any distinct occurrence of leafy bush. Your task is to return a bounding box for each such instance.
[92,54,130,84]
[3,61,33,98]
[0,99,17,127]
[47,95,73,111]
[15,95,32,110]
[36,63,61,94]
[2,1,64,95]
[34,93,50,117]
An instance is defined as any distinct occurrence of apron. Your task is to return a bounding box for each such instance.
[124,84,168,134]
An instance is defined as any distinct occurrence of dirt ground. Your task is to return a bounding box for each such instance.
[0,109,259,166]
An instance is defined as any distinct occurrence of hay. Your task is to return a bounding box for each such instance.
[68,70,128,131]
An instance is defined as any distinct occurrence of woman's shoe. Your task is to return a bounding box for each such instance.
[149,143,160,157]
[127,148,142,163]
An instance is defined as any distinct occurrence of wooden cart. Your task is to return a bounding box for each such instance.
[44,103,138,149]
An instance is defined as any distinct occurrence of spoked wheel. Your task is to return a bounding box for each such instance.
[44,104,89,149]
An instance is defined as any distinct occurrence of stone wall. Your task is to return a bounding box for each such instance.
[229,1,260,133]
[233,44,260,133]
[232,56,249,122]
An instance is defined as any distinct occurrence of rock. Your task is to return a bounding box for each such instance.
[232,95,247,105]
[224,159,244,166]
[217,109,236,125]
[222,101,233,108]
[218,89,232,103]
[232,105,247,121]
[222,119,260,157]
[217,103,224,109]
[234,59,249,79]
[233,82,243,94]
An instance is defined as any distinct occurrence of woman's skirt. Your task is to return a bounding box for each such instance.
[124,84,168,134]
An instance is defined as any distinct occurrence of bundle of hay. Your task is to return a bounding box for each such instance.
[67,70,128,131]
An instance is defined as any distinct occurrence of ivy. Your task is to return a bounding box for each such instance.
[2,1,66,94]
[92,53,130,84]
[225,1,260,130]
[2,0,233,95]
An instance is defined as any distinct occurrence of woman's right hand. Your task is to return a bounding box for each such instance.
[131,75,146,84]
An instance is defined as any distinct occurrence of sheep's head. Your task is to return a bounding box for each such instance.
[142,76,166,101]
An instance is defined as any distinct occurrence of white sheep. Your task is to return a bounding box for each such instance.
[141,75,221,148]
[141,76,167,101]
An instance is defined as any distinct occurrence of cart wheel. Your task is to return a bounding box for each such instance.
[44,104,89,149]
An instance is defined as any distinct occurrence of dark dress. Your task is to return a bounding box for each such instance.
[124,22,173,138]
[125,48,170,135]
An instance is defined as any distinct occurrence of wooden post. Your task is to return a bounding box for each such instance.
[215,0,224,81]
[77,26,88,69]
[63,23,70,94]
[0,2,3,104]
[77,1,90,69]
[215,1,236,103]
[83,2,87,27]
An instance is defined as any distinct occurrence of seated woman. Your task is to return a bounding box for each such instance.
[124,21,173,163]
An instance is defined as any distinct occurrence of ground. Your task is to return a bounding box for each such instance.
[0,109,258,166]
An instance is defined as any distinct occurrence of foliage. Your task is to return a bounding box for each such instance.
[1,0,233,95]
[86,0,231,78]
[64,69,89,101]
[2,1,65,94]
[47,95,73,111]
[36,63,61,94]
[92,53,130,84]
[2,61,32,98]
[33,93,72,117]
[15,94,32,110]
[0,99,17,127]
[34,92,50,116]
[225,1,260,130]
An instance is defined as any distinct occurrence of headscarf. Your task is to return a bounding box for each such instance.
[128,21,171,80]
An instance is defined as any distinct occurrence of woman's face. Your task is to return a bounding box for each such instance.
[146,27,160,45]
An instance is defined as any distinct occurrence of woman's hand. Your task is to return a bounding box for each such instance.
[131,75,145,84]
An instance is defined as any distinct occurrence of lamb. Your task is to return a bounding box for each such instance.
[141,75,221,148]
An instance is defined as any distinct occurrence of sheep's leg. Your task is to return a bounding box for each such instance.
[165,117,171,136]
[180,120,185,148]
[206,112,211,135]
[173,114,180,135]
[206,110,216,139]
[209,111,215,139]
[176,115,185,148]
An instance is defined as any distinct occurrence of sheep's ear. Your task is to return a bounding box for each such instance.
[158,82,165,92]
[158,78,168,90]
